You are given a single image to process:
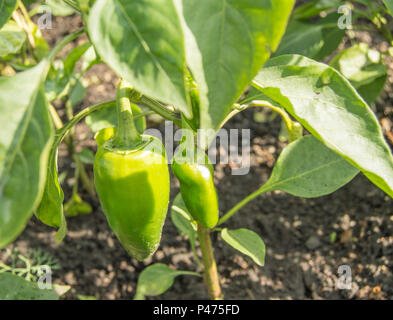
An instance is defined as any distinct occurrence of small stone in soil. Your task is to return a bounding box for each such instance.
[306,236,321,250]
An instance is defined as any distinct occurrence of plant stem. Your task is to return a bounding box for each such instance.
[219,96,297,134]
[74,154,96,197]
[218,185,270,225]
[51,100,151,195]
[55,100,115,148]
[129,90,182,127]
[47,28,84,64]
[55,102,150,147]
[64,99,75,156]
[248,99,294,133]
[49,103,96,197]
[196,224,223,300]
[48,103,64,129]
[190,235,203,269]
[17,0,33,23]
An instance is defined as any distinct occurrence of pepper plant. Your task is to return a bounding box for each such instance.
[1,0,393,300]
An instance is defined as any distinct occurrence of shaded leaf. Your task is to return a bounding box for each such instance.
[0,273,59,300]
[0,61,53,248]
[314,13,345,61]
[273,20,324,58]
[134,263,200,300]
[35,147,67,242]
[262,135,359,197]
[274,13,345,61]
[221,228,265,266]
[293,0,341,19]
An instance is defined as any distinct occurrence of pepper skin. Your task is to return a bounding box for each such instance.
[94,135,170,260]
[171,150,219,228]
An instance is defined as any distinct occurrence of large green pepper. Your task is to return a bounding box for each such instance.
[94,81,170,260]
[171,149,219,229]
[94,135,170,260]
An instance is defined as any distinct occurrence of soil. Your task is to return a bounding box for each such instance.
[2,9,393,300]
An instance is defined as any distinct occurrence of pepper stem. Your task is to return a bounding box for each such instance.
[113,80,142,148]
[180,115,196,161]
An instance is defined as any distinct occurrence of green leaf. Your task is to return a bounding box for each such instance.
[77,148,94,165]
[77,294,98,300]
[88,0,192,118]
[64,42,91,77]
[35,148,65,230]
[30,21,49,60]
[0,21,27,58]
[0,273,59,300]
[177,0,295,148]
[81,46,100,73]
[35,147,68,244]
[273,20,324,59]
[64,193,92,217]
[45,42,90,104]
[85,102,146,134]
[0,61,54,248]
[253,54,393,198]
[45,74,85,107]
[0,0,17,30]
[45,61,67,102]
[274,13,345,61]
[383,0,393,16]
[262,135,359,197]
[69,77,86,107]
[134,263,200,300]
[356,76,387,106]
[170,193,197,238]
[221,228,266,266]
[330,43,387,104]
[45,0,76,16]
[293,0,341,19]
[314,13,345,61]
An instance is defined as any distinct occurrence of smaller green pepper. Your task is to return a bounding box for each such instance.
[172,148,219,229]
